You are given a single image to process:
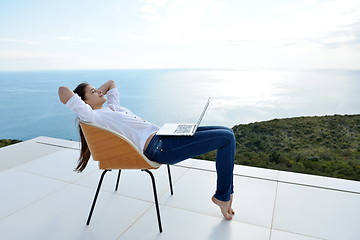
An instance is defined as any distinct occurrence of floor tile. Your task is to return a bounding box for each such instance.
[119,205,271,240]
[160,168,218,216]
[236,165,279,181]
[35,136,80,149]
[270,229,323,240]
[0,184,152,240]
[0,165,9,171]
[278,170,360,193]
[0,169,66,219]
[15,149,97,183]
[192,159,279,181]
[174,158,197,168]
[0,140,63,169]
[192,158,216,171]
[160,168,277,228]
[232,175,278,228]
[272,182,360,240]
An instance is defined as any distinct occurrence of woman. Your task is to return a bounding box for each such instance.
[58,80,236,220]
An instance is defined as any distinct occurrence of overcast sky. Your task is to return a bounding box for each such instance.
[0,0,359,71]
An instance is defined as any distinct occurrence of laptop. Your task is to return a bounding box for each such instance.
[156,97,211,136]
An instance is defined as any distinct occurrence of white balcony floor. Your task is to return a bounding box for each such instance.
[0,136,359,240]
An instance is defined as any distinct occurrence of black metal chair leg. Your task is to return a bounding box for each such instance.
[86,169,110,225]
[142,169,162,233]
[115,170,121,191]
[167,165,174,195]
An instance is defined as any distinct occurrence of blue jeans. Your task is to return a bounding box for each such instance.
[144,126,235,201]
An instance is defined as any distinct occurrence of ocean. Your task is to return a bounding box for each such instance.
[0,69,359,141]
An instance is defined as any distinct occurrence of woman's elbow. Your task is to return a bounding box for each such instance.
[58,86,74,104]
[108,80,116,89]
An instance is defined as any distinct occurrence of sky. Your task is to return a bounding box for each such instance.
[0,0,359,71]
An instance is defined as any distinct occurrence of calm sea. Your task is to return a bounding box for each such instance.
[0,69,359,141]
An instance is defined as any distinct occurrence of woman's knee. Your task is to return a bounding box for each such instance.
[223,126,234,134]
[218,128,235,143]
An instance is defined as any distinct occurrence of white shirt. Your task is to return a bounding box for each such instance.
[65,88,159,152]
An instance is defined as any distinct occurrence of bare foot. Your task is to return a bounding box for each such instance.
[212,196,233,220]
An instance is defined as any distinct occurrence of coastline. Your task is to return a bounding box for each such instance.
[2,114,359,181]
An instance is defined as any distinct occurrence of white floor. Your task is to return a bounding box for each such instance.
[0,136,359,240]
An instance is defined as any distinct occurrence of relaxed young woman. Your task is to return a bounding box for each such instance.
[58,80,236,220]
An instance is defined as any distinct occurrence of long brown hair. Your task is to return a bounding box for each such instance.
[73,83,91,172]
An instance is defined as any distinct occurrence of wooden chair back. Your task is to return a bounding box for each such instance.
[79,121,160,170]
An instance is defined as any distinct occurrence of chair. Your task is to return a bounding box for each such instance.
[79,121,173,233]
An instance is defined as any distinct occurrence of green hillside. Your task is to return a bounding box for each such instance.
[197,114,360,181]
[0,139,22,148]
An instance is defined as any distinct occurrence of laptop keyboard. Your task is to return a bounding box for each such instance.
[174,124,193,134]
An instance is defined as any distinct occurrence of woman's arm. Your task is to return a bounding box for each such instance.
[98,80,116,95]
[58,86,75,104]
